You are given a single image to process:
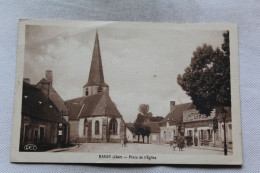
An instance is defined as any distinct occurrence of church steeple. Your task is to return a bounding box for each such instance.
[83,31,109,97]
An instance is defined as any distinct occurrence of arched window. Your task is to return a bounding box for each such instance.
[98,87,102,93]
[85,88,89,96]
[95,120,99,135]
[109,118,118,135]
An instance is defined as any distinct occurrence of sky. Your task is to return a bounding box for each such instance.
[24,22,225,123]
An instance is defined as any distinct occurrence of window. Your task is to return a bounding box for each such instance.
[39,126,45,142]
[228,124,232,142]
[95,121,100,135]
[85,88,89,96]
[152,135,157,141]
[207,129,211,140]
[98,87,103,93]
[188,130,192,137]
[109,118,118,135]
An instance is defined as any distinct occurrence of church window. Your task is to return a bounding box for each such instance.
[95,121,99,135]
[109,118,118,135]
[85,88,89,96]
[98,87,103,93]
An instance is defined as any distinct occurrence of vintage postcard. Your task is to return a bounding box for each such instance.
[10,20,242,165]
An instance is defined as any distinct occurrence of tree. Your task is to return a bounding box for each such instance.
[177,31,231,116]
[134,113,145,142]
[133,113,152,143]
[149,116,164,122]
[139,104,153,122]
[144,125,151,143]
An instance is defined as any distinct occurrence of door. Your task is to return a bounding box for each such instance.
[34,130,38,144]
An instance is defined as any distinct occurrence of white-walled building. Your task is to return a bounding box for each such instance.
[159,101,192,143]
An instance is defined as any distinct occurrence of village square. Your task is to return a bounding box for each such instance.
[20,27,232,156]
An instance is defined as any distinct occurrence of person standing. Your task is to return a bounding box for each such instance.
[178,136,185,151]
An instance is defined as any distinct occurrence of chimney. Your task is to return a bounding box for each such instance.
[23,78,30,84]
[170,101,175,111]
[45,70,53,85]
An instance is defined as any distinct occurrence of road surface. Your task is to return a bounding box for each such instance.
[61,143,232,155]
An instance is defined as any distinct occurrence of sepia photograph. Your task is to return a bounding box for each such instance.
[10,20,241,165]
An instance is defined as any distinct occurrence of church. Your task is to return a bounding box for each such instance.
[65,31,126,143]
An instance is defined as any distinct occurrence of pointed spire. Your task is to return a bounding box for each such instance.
[84,31,108,88]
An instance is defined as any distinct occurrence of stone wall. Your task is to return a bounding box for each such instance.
[69,120,79,143]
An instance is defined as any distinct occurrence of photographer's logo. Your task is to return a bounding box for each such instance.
[24,144,37,151]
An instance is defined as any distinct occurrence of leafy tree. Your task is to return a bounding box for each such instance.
[140,125,151,143]
[134,113,145,142]
[144,125,151,143]
[139,104,153,122]
[133,113,152,143]
[177,31,231,116]
[149,116,164,122]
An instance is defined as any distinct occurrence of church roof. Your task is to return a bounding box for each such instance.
[65,92,122,120]
[22,82,67,124]
[83,31,108,88]
[160,103,192,124]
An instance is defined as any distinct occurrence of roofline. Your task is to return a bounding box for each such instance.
[79,114,123,118]
[77,104,85,118]
[22,112,68,124]
[160,102,192,123]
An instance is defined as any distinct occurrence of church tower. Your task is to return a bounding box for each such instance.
[83,31,109,96]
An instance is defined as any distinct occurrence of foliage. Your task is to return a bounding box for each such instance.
[177,31,231,115]
[139,125,151,143]
[149,116,164,122]
[138,104,153,122]
[134,113,152,143]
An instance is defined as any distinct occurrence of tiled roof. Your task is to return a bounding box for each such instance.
[160,103,192,124]
[22,82,67,124]
[83,31,108,88]
[36,78,68,115]
[143,122,160,133]
[125,123,134,133]
[65,92,122,120]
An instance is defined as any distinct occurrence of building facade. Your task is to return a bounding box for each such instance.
[20,82,68,151]
[159,101,192,144]
[183,107,216,146]
[125,123,134,143]
[159,101,232,149]
[143,122,161,144]
[183,106,232,148]
[182,104,232,148]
